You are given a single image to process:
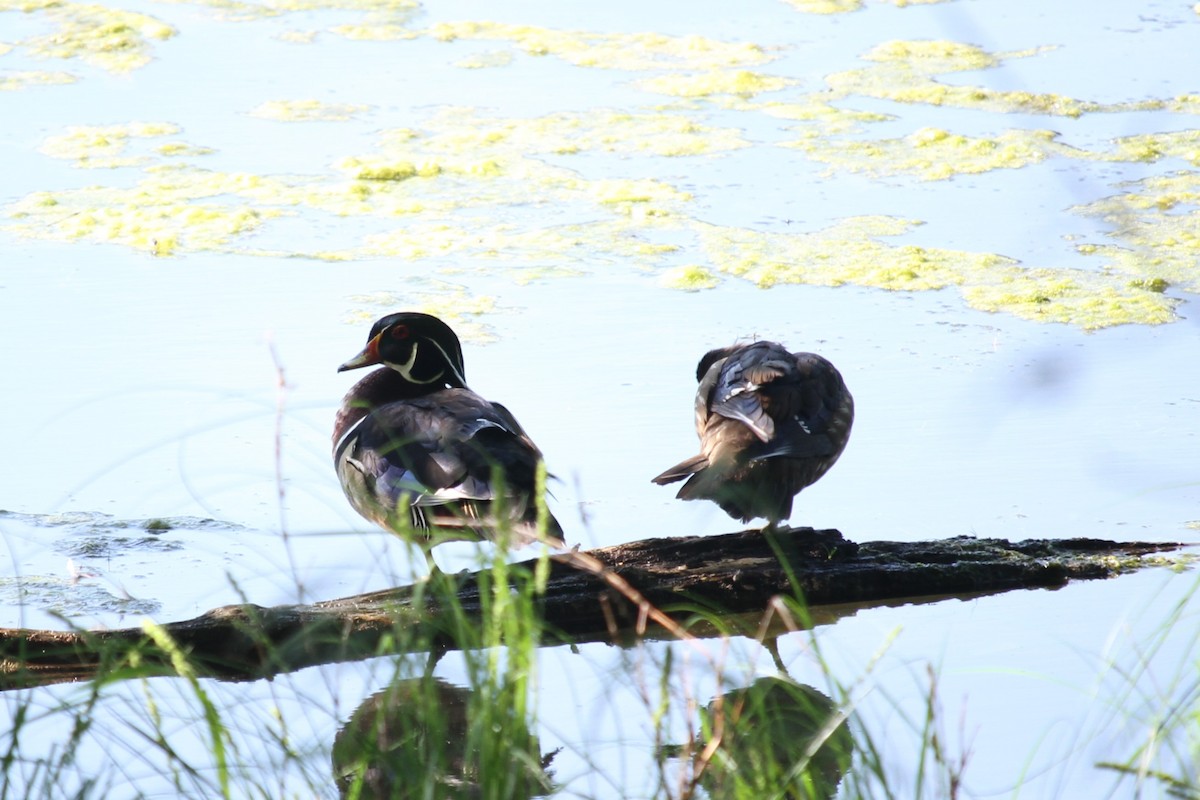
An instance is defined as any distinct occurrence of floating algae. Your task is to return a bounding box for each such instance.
[693,216,1181,329]
[2,14,1197,331]
[636,70,794,99]
[425,22,771,72]
[0,70,77,90]
[660,265,722,291]
[39,122,182,168]
[346,283,500,343]
[824,40,1161,117]
[3,0,175,73]
[5,166,288,256]
[250,99,372,122]
[411,107,750,158]
[786,127,1074,181]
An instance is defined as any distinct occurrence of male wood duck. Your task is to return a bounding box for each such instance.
[333,312,562,561]
[652,340,853,527]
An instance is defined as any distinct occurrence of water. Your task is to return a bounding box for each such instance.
[1,0,1199,796]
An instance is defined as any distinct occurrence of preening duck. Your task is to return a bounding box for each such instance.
[652,340,853,527]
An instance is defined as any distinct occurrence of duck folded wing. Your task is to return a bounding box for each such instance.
[703,345,790,441]
[351,395,524,501]
[769,352,853,451]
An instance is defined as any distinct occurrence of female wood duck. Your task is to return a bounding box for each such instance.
[652,340,853,527]
[333,313,562,560]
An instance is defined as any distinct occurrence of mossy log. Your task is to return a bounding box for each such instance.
[0,528,1184,690]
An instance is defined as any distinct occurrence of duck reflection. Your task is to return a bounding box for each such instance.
[332,677,558,799]
[668,677,853,800]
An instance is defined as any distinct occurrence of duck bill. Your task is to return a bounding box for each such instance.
[337,335,382,372]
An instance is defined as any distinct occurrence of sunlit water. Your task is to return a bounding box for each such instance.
[1,0,1199,796]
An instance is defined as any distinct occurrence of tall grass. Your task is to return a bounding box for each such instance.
[1,507,1196,799]
[330,529,556,800]
[1095,570,1200,798]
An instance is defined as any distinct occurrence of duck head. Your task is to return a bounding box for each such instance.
[338,312,468,388]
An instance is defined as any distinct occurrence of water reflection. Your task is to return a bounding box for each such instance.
[332,676,558,799]
[664,677,852,800]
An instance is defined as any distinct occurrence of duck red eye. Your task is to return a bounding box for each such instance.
[390,324,410,340]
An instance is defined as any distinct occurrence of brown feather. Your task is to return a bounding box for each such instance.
[654,340,853,525]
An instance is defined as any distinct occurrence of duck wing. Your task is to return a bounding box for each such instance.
[342,390,538,506]
[705,344,848,460]
[752,351,853,461]
[704,342,790,443]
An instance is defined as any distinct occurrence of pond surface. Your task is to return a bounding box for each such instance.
[1,0,1199,796]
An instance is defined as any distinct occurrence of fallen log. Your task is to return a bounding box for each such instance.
[0,528,1185,690]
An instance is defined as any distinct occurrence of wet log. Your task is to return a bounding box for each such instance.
[0,528,1185,689]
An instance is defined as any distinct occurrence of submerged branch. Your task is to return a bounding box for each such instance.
[0,528,1185,690]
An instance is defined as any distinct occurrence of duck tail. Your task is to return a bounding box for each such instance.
[521,503,564,540]
[674,465,724,502]
[651,454,708,486]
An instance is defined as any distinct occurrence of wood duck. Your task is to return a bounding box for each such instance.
[652,340,853,527]
[333,313,562,561]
